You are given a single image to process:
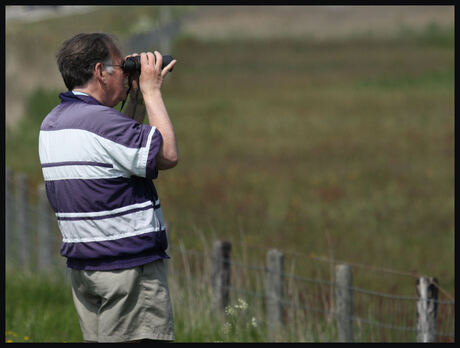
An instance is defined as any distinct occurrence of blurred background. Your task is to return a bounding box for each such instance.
[5,5,454,343]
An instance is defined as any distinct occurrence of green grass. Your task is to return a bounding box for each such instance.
[4,263,269,343]
[6,242,440,343]
[5,27,454,342]
[5,268,82,343]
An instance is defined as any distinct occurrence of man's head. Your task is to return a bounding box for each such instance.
[56,33,128,107]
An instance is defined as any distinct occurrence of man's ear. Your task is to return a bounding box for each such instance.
[94,62,107,83]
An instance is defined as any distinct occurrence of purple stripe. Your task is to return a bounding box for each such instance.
[42,161,113,168]
[45,176,159,213]
[40,100,157,149]
[67,253,169,271]
[56,203,160,221]
[61,230,168,262]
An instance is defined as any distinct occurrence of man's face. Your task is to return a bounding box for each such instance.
[104,52,128,107]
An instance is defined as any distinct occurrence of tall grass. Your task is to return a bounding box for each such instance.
[7,231,450,342]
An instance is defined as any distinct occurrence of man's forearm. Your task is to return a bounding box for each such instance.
[144,90,178,169]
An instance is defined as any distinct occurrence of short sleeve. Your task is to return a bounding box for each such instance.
[90,107,163,179]
[143,127,163,179]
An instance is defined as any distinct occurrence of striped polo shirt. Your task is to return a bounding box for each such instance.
[38,91,169,270]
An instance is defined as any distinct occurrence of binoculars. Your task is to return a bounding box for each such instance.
[122,54,174,74]
[119,54,174,111]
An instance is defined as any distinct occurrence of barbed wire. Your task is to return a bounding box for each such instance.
[228,283,454,339]
[170,254,454,306]
[230,240,455,301]
[171,246,455,304]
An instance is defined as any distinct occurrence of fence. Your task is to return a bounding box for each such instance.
[5,169,66,275]
[5,169,455,342]
[167,242,455,342]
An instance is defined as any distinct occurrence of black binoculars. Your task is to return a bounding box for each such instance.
[122,55,174,74]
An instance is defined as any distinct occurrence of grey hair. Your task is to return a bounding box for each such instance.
[56,33,121,90]
[102,56,114,74]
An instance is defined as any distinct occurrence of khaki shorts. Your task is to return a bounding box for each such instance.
[70,259,174,342]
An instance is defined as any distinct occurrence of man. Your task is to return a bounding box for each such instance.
[38,33,178,342]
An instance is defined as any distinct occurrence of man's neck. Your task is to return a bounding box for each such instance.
[73,84,105,105]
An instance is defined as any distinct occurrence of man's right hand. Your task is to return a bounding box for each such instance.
[139,51,176,98]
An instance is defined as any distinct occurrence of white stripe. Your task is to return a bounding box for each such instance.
[42,164,125,181]
[62,226,162,243]
[59,206,164,243]
[139,127,156,177]
[39,128,150,180]
[56,200,153,218]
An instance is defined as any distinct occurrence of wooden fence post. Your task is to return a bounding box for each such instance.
[416,277,438,342]
[266,249,284,340]
[5,168,14,262]
[16,173,30,271]
[336,264,354,342]
[211,240,232,314]
[37,184,53,272]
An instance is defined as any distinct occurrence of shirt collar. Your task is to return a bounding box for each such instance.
[71,90,89,96]
[59,90,103,106]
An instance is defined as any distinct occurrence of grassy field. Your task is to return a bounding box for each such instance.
[5,268,82,343]
[164,32,454,284]
[5,23,454,342]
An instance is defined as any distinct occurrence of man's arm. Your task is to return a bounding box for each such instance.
[144,89,177,170]
[139,51,178,170]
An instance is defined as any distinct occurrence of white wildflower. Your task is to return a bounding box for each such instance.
[235,298,248,311]
[225,305,235,316]
[251,317,258,328]
[222,322,232,335]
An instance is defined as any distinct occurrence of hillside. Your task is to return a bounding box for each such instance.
[5,5,453,129]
